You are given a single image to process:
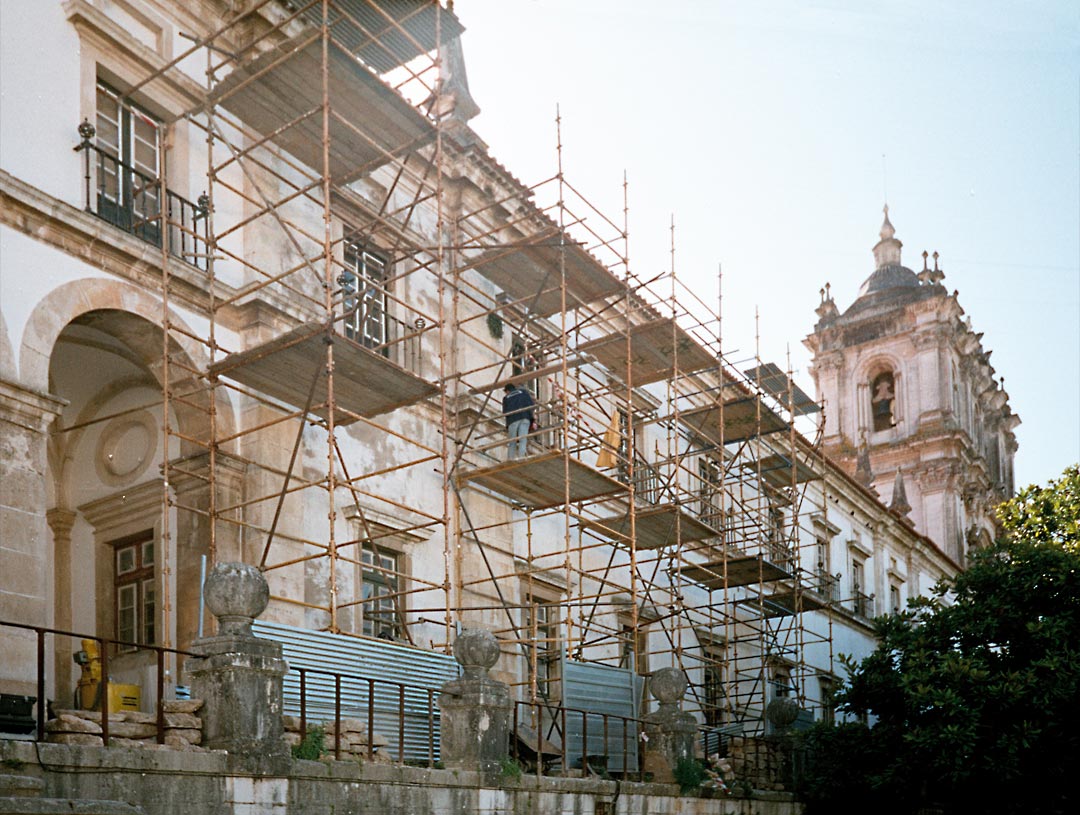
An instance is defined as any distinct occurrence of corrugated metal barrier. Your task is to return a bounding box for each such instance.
[252,621,459,762]
[561,659,644,773]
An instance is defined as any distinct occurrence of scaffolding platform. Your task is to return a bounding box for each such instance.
[677,555,791,591]
[580,503,720,550]
[458,450,626,509]
[291,1,464,74]
[743,454,821,490]
[741,590,827,618]
[211,34,434,181]
[468,238,624,318]
[681,396,788,446]
[210,321,438,424]
[576,318,716,386]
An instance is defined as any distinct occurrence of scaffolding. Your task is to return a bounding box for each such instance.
[125,0,839,739]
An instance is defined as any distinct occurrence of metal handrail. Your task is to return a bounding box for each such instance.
[0,619,194,745]
[75,136,210,270]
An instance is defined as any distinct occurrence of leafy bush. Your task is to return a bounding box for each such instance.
[799,466,1080,815]
[291,725,325,761]
[673,757,706,794]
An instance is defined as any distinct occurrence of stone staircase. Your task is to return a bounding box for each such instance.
[0,772,143,815]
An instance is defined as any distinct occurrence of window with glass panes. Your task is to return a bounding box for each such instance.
[112,530,155,650]
[361,545,399,638]
[697,457,722,525]
[95,81,161,236]
[342,242,388,352]
[702,644,726,726]
[524,592,560,700]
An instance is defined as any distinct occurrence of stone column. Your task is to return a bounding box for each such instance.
[0,379,65,696]
[185,562,289,773]
[437,628,511,782]
[642,668,697,783]
[47,507,77,703]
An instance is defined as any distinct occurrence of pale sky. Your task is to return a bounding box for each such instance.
[456,0,1080,489]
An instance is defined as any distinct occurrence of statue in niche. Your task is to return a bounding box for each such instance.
[871,371,896,431]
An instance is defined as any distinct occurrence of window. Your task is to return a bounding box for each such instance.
[112,530,155,650]
[617,618,649,677]
[510,337,543,400]
[95,81,161,241]
[870,370,896,432]
[852,558,871,617]
[342,242,389,351]
[701,643,727,727]
[524,592,561,700]
[361,545,400,638]
[772,666,793,699]
[818,677,837,725]
[890,583,902,614]
[698,457,723,527]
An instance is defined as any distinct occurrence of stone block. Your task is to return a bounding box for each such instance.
[46,732,103,746]
[163,712,200,729]
[162,699,203,714]
[45,714,102,734]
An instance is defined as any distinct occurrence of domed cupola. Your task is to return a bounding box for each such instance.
[856,205,920,298]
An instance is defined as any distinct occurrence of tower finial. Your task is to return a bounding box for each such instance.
[880,204,895,241]
[872,205,902,269]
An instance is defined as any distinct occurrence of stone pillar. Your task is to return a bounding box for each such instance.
[0,379,65,696]
[185,562,289,773]
[47,507,77,703]
[437,628,511,782]
[642,668,697,783]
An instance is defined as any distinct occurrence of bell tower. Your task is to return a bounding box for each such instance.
[804,207,1019,564]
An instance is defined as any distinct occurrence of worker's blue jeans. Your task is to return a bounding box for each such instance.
[507,418,530,459]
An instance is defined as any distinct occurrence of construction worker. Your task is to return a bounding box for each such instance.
[502,382,536,459]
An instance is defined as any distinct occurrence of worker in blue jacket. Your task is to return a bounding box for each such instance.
[502,383,536,459]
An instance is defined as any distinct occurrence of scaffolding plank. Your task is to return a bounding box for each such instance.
[458,450,626,509]
[212,34,434,181]
[740,590,827,618]
[210,321,438,424]
[677,555,791,590]
[743,362,820,416]
[468,239,623,318]
[681,397,789,445]
[576,318,716,386]
[742,454,822,490]
[580,503,720,550]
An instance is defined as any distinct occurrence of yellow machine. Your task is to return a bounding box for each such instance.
[72,639,141,712]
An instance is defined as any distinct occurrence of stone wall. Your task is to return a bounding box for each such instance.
[726,737,788,794]
[0,740,803,815]
[41,700,203,751]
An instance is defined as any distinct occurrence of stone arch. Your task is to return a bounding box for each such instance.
[19,277,234,442]
[0,310,15,381]
[22,279,241,664]
[855,352,905,434]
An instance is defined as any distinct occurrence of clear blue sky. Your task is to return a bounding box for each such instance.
[456,0,1080,489]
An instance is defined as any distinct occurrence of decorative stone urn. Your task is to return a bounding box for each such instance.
[185,563,289,771]
[202,562,269,637]
[642,667,697,783]
[438,629,511,782]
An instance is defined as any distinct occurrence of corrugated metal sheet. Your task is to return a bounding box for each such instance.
[561,660,644,773]
[288,0,466,74]
[253,621,458,762]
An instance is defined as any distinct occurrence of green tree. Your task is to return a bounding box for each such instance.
[800,465,1080,815]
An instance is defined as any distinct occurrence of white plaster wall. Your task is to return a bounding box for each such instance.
[0,1,84,207]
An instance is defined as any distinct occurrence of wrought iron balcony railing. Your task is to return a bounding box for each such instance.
[75,121,210,270]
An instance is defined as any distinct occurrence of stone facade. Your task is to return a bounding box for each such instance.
[805,207,1019,564]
